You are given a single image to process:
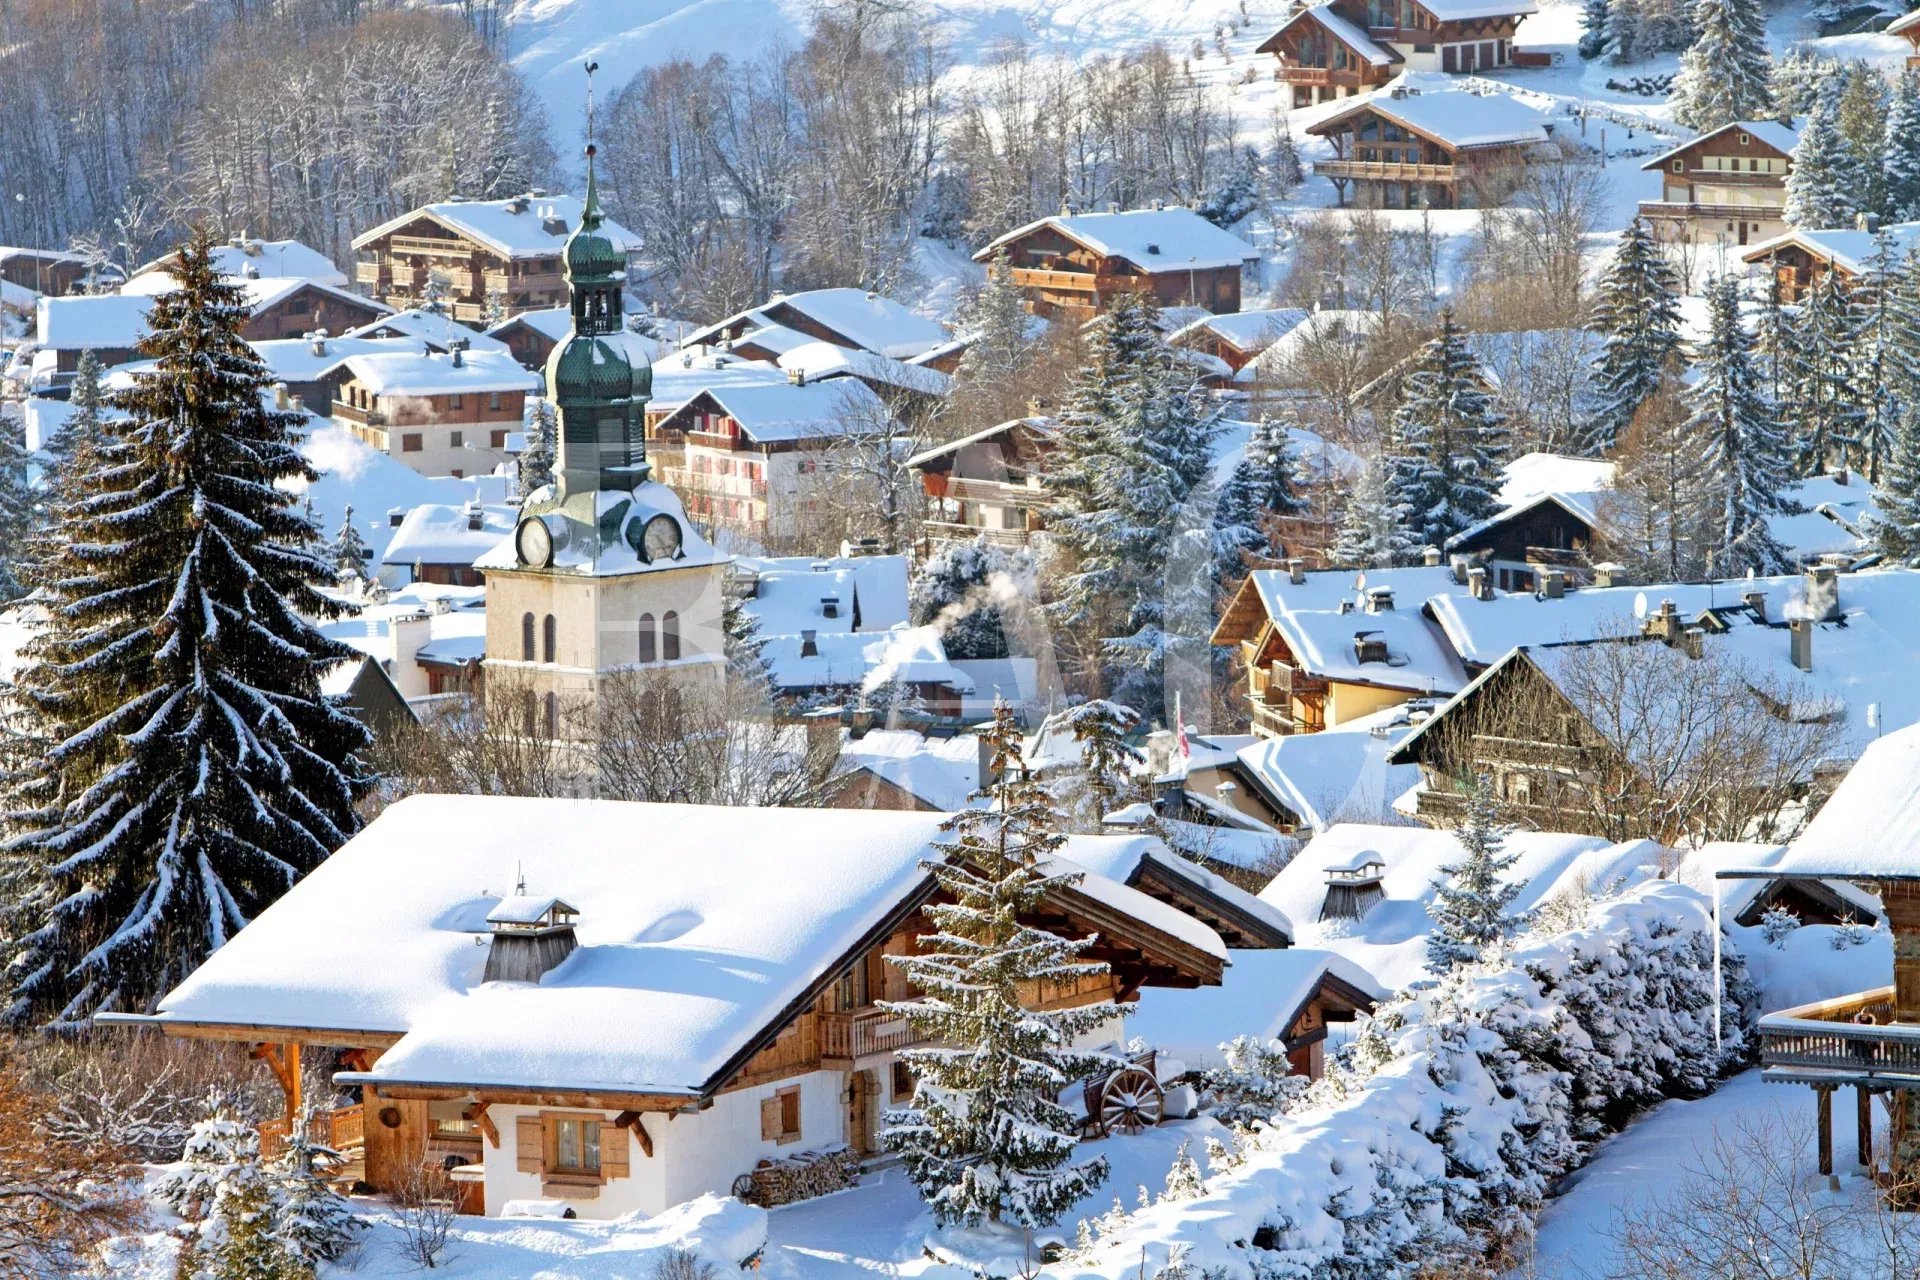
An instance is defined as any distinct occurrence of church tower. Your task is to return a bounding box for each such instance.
[480,131,728,741]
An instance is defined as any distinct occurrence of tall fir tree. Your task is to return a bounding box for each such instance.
[1425,774,1524,974]
[1386,310,1510,551]
[1688,274,1797,577]
[1847,232,1920,482]
[1786,92,1864,231]
[1585,217,1684,454]
[1210,419,1305,583]
[0,416,31,603]
[1835,63,1891,220]
[47,349,110,497]
[518,397,556,499]
[1872,406,1920,564]
[1037,698,1143,832]
[1886,70,1920,221]
[1752,272,1796,410]
[1602,362,1713,581]
[1045,291,1218,715]
[1,234,372,1026]
[1784,267,1865,476]
[1670,0,1775,132]
[882,704,1120,1229]
[328,505,373,587]
[1331,454,1414,569]
[1578,0,1611,59]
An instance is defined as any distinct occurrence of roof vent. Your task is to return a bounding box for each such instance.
[242,264,260,279]
[787,366,806,386]
[1364,586,1394,613]
[1539,567,1566,600]
[505,196,530,214]
[821,595,841,619]
[541,215,568,236]
[1321,852,1386,921]
[800,629,819,658]
[309,330,328,358]
[1467,565,1492,601]
[1421,545,1443,567]
[1286,557,1305,586]
[1353,630,1390,663]
[450,337,468,369]
[466,503,484,532]
[483,895,579,983]
[529,187,550,199]
[1859,212,1881,234]
[388,508,407,528]
[1106,201,1120,214]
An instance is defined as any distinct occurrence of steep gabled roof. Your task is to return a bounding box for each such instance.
[1255,4,1399,63]
[1309,86,1554,150]
[1743,220,1920,276]
[352,193,637,260]
[976,208,1261,274]
[1641,119,1800,170]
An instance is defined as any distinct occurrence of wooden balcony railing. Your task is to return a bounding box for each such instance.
[1315,159,1459,184]
[820,1004,927,1062]
[1250,700,1300,736]
[331,401,386,428]
[388,235,480,261]
[259,1104,365,1161]
[1009,268,1152,295]
[922,520,1032,548]
[1759,987,1920,1084]
[1637,199,1785,222]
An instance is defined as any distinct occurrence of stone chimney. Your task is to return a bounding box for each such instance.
[1286,558,1306,586]
[1643,598,1681,644]
[1593,562,1626,589]
[1421,545,1443,567]
[787,366,806,386]
[1790,617,1814,672]
[308,328,329,358]
[450,338,468,369]
[465,503,484,532]
[1467,565,1491,600]
[1682,626,1705,660]
[1540,567,1566,600]
[483,896,579,984]
[1365,585,1394,613]
[1449,554,1470,585]
[1742,588,1768,621]
[1859,212,1882,234]
[1803,564,1841,622]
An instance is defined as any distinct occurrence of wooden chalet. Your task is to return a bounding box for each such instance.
[973,207,1260,320]
[0,246,87,298]
[905,416,1057,550]
[1258,0,1545,107]
[1211,562,1473,739]
[106,797,1226,1219]
[1890,8,1920,67]
[1307,85,1557,209]
[1743,216,1920,302]
[487,307,572,370]
[682,288,952,363]
[1638,120,1797,249]
[1721,724,1920,1198]
[1167,308,1311,374]
[351,193,637,324]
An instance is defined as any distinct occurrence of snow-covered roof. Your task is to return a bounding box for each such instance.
[1240,309,1382,385]
[148,795,1221,1096]
[353,193,636,260]
[1497,451,1614,509]
[1744,221,1920,277]
[684,289,951,361]
[338,346,540,398]
[978,208,1261,274]
[1416,0,1538,17]
[1260,823,1662,991]
[647,353,789,418]
[1722,721,1920,882]
[1062,831,1296,945]
[1643,120,1800,170]
[776,342,951,398]
[381,502,515,568]
[726,323,814,358]
[127,238,348,292]
[287,421,473,564]
[1891,6,1920,33]
[1237,565,1476,695]
[760,624,972,693]
[36,293,151,350]
[487,306,572,343]
[1168,308,1312,354]
[735,553,911,638]
[680,379,892,444]
[1260,4,1396,63]
[1315,86,1553,149]
[1125,947,1383,1069]
[486,895,576,926]
[903,415,1055,469]
[246,335,417,386]
[339,309,510,355]
[1676,841,1881,924]
[837,729,985,811]
[1232,703,1427,833]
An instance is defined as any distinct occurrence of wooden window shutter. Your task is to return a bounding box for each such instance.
[598,1121,630,1180]
[759,1095,781,1141]
[516,1115,543,1174]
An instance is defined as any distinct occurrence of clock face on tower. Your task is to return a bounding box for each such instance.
[515,516,554,569]
[639,513,683,563]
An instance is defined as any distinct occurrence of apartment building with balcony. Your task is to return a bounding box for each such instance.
[972,207,1260,321]
[1307,84,1558,209]
[1258,0,1543,108]
[351,192,637,324]
[1638,120,1798,249]
[325,342,540,479]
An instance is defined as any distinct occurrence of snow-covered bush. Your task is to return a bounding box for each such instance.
[272,1124,362,1267]
[1203,1036,1310,1128]
[1832,914,1869,949]
[1760,903,1801,946]
[908,536,1036,661]
[1053,881,1751,1278]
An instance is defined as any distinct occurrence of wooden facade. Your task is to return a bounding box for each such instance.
[1447,495,1595,593]
[353,213,564,324]
[908,418,1056,550]
[240,282,388,343]
[1258,0,1538,108]
[0,248,86,298]
[1742,235,1864,304]
[985,224,1243,321]
[1891,9,1920,68]
[1639,124,1794,250]
[1308,95,1541,210]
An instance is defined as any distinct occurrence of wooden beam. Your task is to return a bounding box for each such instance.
[1818,1086,1834,1177]
[141,1019,403,1049]
[465,1103,500,1150]
[361,1082,701,1112]
[1860,1086,1874,1170]
[614,1110,656,1157]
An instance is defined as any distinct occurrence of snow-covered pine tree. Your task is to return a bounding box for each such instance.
[1331,454,1415,569]
[1846,230,1920,482]
[1211,420,1304,580]
[519,398,556,499]
[1752,272,1796,409]
[1268,109,1304,199]
[1670,0,1774,131]
[1601,361,1713,581]
[1578,0,1611,59]
[0,416,31,603]
[1425,774,1524,974]
[1786,92,1864,231]
[909,536,1035,661]
[271,1121,362,1268]
[1783,267,1864,476]
[1,234,372,1027]
[46,349,110,494]
[1198,147,1262,228]
[1202,1034,1309,1126]
[1872,407,1920,564]
[1770,47,1839,121]
[882,703,1121,1229]
[1585,217,1684,454]
[1886,70,1920,221]
[328,505,373,588]
[1386,310,1510,551]
[1037,698,1143,831]
[1688,273,1798,577]
[1835,62,1891,221]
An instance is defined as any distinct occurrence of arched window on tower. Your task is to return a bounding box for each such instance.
[543,691,558,739]
[521,613,536,661]
[662,611,681,661]
[542,614,557,664]
[637,613,657,664]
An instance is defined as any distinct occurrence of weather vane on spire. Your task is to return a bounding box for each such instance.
[584,59,601,159]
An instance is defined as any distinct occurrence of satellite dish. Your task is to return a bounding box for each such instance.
[1632,591,1649,619]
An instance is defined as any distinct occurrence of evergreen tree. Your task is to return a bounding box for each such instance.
[1197,147,1261,228]
[1688,274,1797,577]
[1872,406,1920,564]
[1036,698,1143,831]
[948,254,1040,433]
[1045,292,1218,714]
[1670,0,1774,132]
[1425,775,1523,974]
[1386,311,1510,551]
[1332,454,1415,570]
[883,703,1120,1229]
[1783,267,1864,476]
[1585,218,1684,454]
[722,590,774,689]
[2,234,372,1026]
[46,349,110,497]
[1577,0,1611,59]
[328,505,372,587]
[1885,70,1920,221]
[1210,420,1305,580]
[271,1121,362,1268]
[1752,272,1796,409]
[518,398,556,499]
[0,417,31,603]
[1786,93,1864,231]
[1834,62,1891,220]
[1847,231,1920,482]
[1602,362,1713,581]
[1771,47,1840,121]
[909,536,1035,662]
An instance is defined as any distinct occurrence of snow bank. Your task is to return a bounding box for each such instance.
[1046,880,1747,1278]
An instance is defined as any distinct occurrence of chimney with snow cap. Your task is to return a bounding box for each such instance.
[1803,563,1840,621]
[482,896,579,983]
[1467,565,1490,600]
[1365,585,1394,613]
[1286,558,1306,586]
[1540,567,1566,599]
[1790,618,1814,672]
[1421,545,1443,566]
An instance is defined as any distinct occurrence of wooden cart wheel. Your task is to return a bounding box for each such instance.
[730,1173,759,1205]
[1099,1066,1164,1136]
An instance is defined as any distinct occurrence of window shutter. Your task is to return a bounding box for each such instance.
[516,1115,543,1174]
[759,1096,781,1141]
[599,1122,629,1180]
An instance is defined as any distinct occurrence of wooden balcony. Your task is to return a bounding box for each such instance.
[922,520,1032,548]
[332,401,386,428]
[1009,268,1151,296]
[388,235,481,261]
[1315,158,1459,184]
[820,1004,927,1062]
[1467,733,1582,767]
[1637,199,1785,222]
[1759,987,1920,1086]
[259,1103,365,1162]
[1249,700,1300,737]
[355,261,389,288]
[1277,64,1387,89]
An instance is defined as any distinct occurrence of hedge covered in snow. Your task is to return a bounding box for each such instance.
[1050,880,1753,1279]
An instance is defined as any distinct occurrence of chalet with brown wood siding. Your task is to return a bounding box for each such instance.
[1307,85,1559,210]
[1258,0,1543,107]
[1742,217,1920,302]
[1638,120,1798,249]
[974,207,1260,320]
